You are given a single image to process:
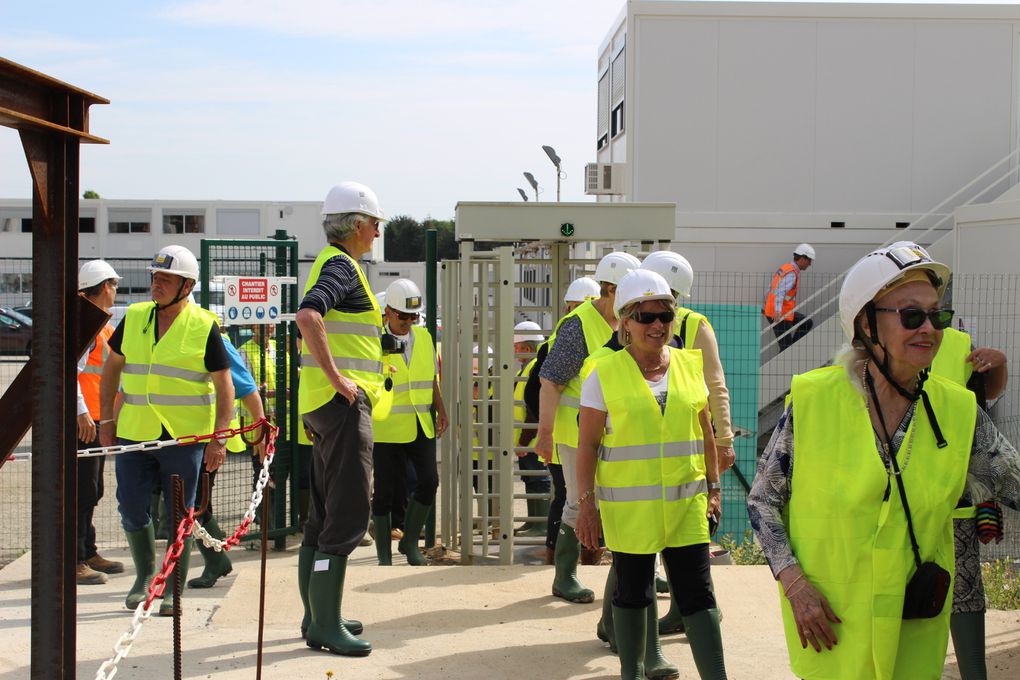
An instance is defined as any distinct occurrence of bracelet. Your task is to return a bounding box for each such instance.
[577,489,596,505]
[785,581,810,599]
[99,419,115,425]
[707,481,721,491]
[783,572,805,596]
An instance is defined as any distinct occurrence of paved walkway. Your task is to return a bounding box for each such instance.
[1,542,1017,679]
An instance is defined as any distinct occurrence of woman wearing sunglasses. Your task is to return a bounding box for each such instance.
[748,244,1020,680]
[575,269,727,680]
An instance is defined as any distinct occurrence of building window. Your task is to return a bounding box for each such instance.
[610,47,625,140]
[611,101,625,138]
[108,209,151,234]
[163,212,205,234]
[79,217,96,233]
[20,218,32,233]
[597,69,610,151]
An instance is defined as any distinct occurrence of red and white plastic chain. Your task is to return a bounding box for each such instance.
[78,417,275,459]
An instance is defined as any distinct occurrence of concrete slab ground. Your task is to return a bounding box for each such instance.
[1,541,1018,679]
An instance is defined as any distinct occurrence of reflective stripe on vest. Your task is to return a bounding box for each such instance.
[594,346,708,554]
[298,246,384,415]
[782,367,973,680]
[931,327,974,387]
[118,302,218,441]
[552,300,613,449]
[373,326,437,443]
[764,262,799,322]
[79,323,113,419]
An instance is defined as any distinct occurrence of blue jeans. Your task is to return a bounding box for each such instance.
[115,440,204,533]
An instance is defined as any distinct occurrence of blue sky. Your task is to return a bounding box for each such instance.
[1,1,1011,219]
[0,1,624,219]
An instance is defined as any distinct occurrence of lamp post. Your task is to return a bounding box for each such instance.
[516,188,529,202]
[523,172,539,202]
[542,145,562,202]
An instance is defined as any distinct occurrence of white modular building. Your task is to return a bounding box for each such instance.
[594,1,1020,275]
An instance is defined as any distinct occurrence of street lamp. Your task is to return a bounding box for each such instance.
[542,145,562,202]
[516,188,529,202]
[523,172,539,202]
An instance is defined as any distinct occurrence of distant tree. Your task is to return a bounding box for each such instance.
[424,219,459,261]
[384,215,425,261]
[83,189,100,199]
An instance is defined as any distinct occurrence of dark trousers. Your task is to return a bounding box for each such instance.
[614,543,715,612]
[545,463,567,550]
[372,419,438,515]
[518,452,551,494]
[302,391,373,556]
[772,312,813,351]
[77,434,105,562]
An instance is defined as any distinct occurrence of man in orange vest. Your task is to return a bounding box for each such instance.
[75,260,125,585]
[763,243,815,351]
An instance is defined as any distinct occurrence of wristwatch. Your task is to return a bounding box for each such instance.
[214,437,228,446]
[707,481,722,491]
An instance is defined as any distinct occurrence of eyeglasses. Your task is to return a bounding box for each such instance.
[874,306,954,330]
[395,311,419,321]
[632,310,675,325]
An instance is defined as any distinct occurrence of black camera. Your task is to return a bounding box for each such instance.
[381,333,406,355]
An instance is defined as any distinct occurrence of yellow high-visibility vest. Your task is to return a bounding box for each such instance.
[594,347,708,554]
[676,306,710,349]
[551,300,613,458]
[298,246,384,415]
[783,366,974,679]
[373,326,437,443]
[514,358,536,448]
[930,327,973,387]
[118,302,218,441]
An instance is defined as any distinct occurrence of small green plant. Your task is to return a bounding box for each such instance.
[982,559,1020,610]
[717,530,767,565]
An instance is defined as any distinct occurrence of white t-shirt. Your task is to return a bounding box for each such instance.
[581,367,669,413]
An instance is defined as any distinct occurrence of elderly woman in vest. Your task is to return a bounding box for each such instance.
[575,269,727,680]
[747,244,1020,679]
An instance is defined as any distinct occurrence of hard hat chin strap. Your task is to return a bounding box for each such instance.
[862,302,925,402]
[152,277,191,311]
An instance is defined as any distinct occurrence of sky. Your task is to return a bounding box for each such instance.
[1,1,1012,220]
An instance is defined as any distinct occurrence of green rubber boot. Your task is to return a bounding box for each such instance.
[159,538,192,616]
[644,598,679,680]
[305,552,371,656]
[551,524,594,603]
[517,498,550,538]
[373,514,392,566]
[596,561,617,652]
[188,516,233,588]
[299,545,362,638]
[398,500,430,566]
[658,567,685,636]
[950,611,987,680]
[124,524,157,610]
[613,605,647,680]
[682,609,728,680]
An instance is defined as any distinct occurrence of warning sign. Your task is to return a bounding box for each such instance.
[222,276,285,326]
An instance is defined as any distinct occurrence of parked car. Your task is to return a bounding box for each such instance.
[12,304,31,319]
[0,307,32,355]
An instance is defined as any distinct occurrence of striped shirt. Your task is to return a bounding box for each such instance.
[299,245,375,316]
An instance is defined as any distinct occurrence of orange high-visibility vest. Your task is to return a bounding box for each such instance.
[79,323,114,420]
[764,262,799,322]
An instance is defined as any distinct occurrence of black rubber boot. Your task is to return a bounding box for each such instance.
[159,537,192,616]
[682,608,728,680]
[951,611,987,680]
[373,514,392,566]
[306,552,371,656]
[644,598,679,679]
[124,524,156,610]
[188,516,233,588]
[552,524,595,603]
[613,605,647,680]
[596,561,617,652]
[398,500,430,566]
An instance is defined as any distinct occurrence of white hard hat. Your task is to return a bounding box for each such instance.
[640,250,694,298]
[838,244,951,342]
[513,320,544,343]
[563,276,601,304]
[78,260,120,290]
[471,344,494,373]
[613,269,675,316]
[594,251,642,286]
[322,181,387,221]
[384,278,423,313]
[148,245,199,281]
[793,243,816,260]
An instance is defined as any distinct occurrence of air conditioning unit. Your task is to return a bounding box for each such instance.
[584,162,626,195]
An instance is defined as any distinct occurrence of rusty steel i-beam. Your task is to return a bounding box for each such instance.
[0,56,109,680]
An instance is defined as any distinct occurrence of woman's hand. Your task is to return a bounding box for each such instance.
[779,566,841,652]
[707,488,722,521]
[575,498,602,551]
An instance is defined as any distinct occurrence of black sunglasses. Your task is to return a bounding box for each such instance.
[874,306,954,330]
[395,311,419,321]
[633,310,675,325]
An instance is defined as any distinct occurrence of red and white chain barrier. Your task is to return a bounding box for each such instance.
[94,418,278,680]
